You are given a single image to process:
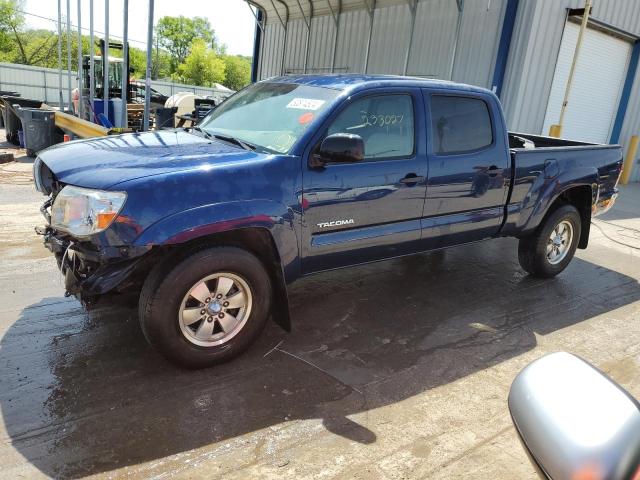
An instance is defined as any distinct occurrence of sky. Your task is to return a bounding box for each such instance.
[21,0,257,56]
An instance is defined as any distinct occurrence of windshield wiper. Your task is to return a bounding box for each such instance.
[191,125,213,139]
[190,126,256,152]
[212,133,256,151]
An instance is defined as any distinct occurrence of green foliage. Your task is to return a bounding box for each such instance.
[175,39,225,87]
[155,15,220,73]
[0,4,253,91]
[222,55,251,91]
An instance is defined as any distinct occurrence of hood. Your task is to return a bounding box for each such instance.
[37,130,266,190]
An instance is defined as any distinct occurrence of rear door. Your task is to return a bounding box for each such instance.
[421,91,510,248]
[301,88,428,273]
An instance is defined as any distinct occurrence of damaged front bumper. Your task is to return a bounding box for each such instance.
[37,225,153,300]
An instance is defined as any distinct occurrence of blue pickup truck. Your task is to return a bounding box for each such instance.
[34,75,623,368]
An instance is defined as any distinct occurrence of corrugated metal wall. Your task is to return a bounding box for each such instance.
[254,0,640,181]
[0,62,75,106]
[334,9,369,73]
[255,0,507,87]
[0,62,231,107]
[501,0,640,181]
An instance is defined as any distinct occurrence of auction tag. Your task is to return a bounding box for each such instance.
[286,98,326,110]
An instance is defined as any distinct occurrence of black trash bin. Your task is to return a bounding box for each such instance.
[1,103,22,146]
[18,108,57,157]
[155,107,177,129]
[1,96,42,146]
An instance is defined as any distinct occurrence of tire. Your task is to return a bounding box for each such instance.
[139,247,272,368]
[518,204,581,278]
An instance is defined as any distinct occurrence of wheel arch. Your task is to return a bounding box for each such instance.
[147,226,292,332]
[168,227,292,332]
[554,185,593,249]
[519,174,597,250]
[133,201,299,332]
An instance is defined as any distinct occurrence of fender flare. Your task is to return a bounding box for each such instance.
[133,200,300,331]
[518,168,598,234]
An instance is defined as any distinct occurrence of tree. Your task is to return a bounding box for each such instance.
[176,39,225,87]
[155,16,218,73]
[223,55,251,91]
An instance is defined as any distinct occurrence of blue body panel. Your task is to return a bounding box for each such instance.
[37,75,623,291]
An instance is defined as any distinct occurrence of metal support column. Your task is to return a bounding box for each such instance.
[295,0,313,73]
[66,0,72,112]
[553,0,592,137]
[364,0,376,73]
[143,0,155,131]
[448,0,464,80]
[76,0,84,119]
[247,2,264,82]
[328,0,341,73]
[270,0,289,75]
[246,1,265,33]
[89,0,95,118]
[57,0,64,108]
[403,0,417,75]
[104,0,109,109]
[121,0,129,128]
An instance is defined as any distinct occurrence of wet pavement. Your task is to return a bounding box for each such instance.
[1,139,640,478]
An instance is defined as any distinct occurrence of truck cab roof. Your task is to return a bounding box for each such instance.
[264,74,494,96]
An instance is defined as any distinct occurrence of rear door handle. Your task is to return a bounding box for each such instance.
[400,174,425,185]
[486,165,503,177]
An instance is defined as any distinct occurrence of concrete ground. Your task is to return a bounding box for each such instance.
[1,133,639,479]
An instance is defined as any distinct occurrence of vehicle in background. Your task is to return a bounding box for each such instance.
[82,55,126,102]
[509,352,640,479]
[33,75,623,368]
[128,81,169,110]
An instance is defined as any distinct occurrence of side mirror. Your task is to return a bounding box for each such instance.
[310,133,365,168]
[508,352,640,480]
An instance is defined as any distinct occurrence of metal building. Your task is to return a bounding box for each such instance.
[249,0,640,182]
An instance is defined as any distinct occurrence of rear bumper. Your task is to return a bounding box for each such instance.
[592,188,618,217]
[39,226,152,298]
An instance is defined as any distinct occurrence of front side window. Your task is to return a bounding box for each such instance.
[327,94,415,159]
[430,95,493,154]
[199,82,339,154]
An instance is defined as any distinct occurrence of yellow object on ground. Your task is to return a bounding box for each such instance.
[620,135,639,185]
[53,110,109,138]
[549,124,562,138]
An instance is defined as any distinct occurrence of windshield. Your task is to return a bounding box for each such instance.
[198,82,339,154]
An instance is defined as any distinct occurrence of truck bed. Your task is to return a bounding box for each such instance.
[501,131,623,238]
[508,131,613,150]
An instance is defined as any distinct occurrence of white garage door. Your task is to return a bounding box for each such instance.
[543,22,632,144]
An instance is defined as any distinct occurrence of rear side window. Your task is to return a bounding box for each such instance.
[327,94,415,159]
[430,95,493,154]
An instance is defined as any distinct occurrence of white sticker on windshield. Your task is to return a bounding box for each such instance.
[286,98,326,110]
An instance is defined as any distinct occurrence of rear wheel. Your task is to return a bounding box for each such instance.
[518,204,581,278]
[139,247,272,368]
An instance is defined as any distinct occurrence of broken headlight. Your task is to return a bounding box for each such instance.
[50,185,127,237]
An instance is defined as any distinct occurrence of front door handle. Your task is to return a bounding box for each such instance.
[400,174,425,185]
[486,165,503,177]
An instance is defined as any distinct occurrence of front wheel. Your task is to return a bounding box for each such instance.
[139,247,272,368]
[518,204,581,278]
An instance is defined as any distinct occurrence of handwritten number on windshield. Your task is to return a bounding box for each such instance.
[361,111,404,127]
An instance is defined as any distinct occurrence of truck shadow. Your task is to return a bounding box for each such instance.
[1,238,639,478]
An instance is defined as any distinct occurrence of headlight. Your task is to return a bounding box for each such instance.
[50,185,127,236]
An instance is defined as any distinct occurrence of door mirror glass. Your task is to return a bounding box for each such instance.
[313,133,365,166]
[509,352,640,480]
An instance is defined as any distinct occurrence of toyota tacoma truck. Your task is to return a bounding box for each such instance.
[33,75,623,368]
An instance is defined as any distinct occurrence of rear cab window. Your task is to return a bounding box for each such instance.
[327,94,415,160]
[430,95,493,154]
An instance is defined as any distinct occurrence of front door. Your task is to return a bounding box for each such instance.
[421,91,510,248]
[301,89,428,273]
